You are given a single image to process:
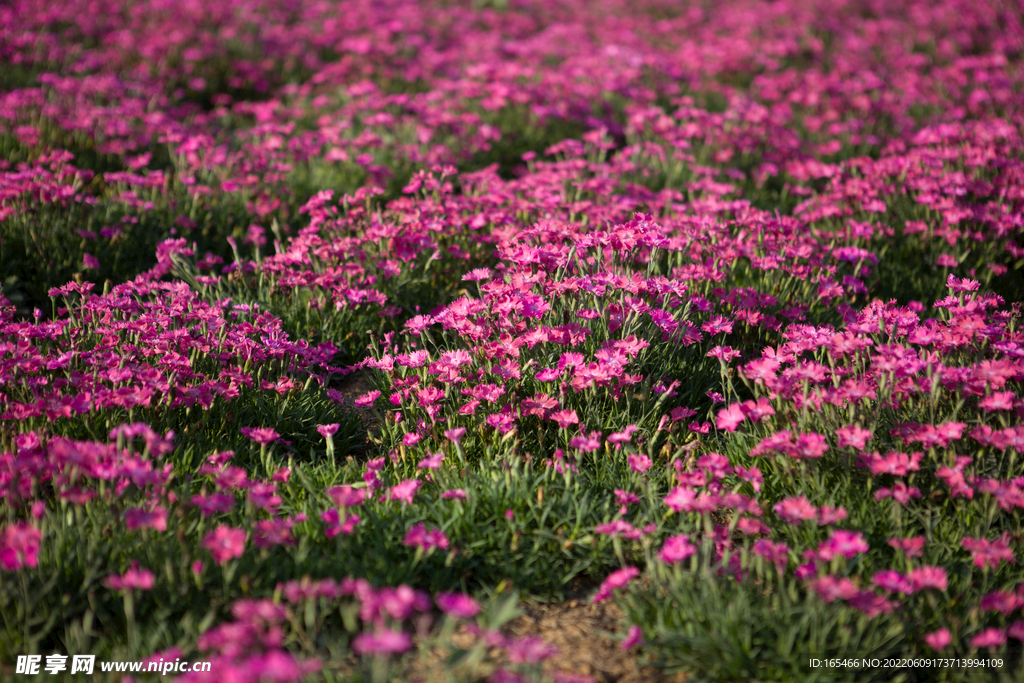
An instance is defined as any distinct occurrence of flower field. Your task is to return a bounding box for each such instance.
[2,0,1024,681]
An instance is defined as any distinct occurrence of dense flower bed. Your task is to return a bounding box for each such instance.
[1,1,1023,681]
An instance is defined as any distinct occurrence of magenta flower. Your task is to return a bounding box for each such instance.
[715,403,746,432]
[670,406,697,421]
[321,509,360,538]
[354,390,381,407]
[962,535,1015,570]
[872,570,912,594]
[664,486,697,512]
[809,575,859,602]
[202,525,247,564]
[595,520,641,540]
[1,522,41,571]
[103,561,155,591]
[352,628,412,655]
[816,530,869,561]
[620,625,643,650]
[836,424,872,450]
[593,566,640,603]
[752,539,790,573]
[550,409,579,429]
[316,423,339,439]
[444,427,467,444]
[387,479,421,506]
[848,591,895,618]
[979,590,1022,616]
[506,637,558,664]
[326,485,367,508]
[403,523,449,552]
[253,518,295,549]
[970,628,1006,648]
[887,536,925,557]
[240,427,280,445]
[435,592,480,618]
[773,496,817,524]
[417,452,445,470]
[816,505,847,525]
[627,453,652,473]
[924,629,952,651]
[124,506,168,532]
[607,424,638,446]
[908,566,948,593]
[658,535,697,564]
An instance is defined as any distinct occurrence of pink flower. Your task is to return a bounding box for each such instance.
[202,525,247,565]
[924,629,952,651]
[810,575,859,602]
[752,539,791,573]
[970,628,1006,648]
[387,479,421,505]
[354,390,380,407]
[321,509,360,538]
[124,506,168,532]
[664,487,696,512]
[550,409,579,429]
[436,592,480,618]
[874,482,922,505]
[627,453,652,473]
[980,590,1023,616]
[103,562,154,591]
[352,629,412,655]
[979,391,1014,412]
[715,403,746,432]
[607,424,638,445]
[417,452,445,470]
[862,451,922,477]
[621,625,643,650]
[316,423,339,439]
[816,530,869,561]
[872,570,912,594]
[83,253,100,269]
[593,566,640,603]
[887,536,925,557]
[816,505,847,525]
[962,535,1015,570]
[326,485,367,508]
[569,431,602,452]
[670,406,697,421]
[441,489,467,500]
[253,518,295,549]
[836,425,872,450]
[403,523,449,551]
[946,274,980,292]
[848,590,895,618]
[1,522,42,571]
[908,566,948,593]
[739,397,774,422]
[506,637,558,664]
[595,520,641,539]
[658,535,697,564]
[240,427,280,445]
[773,496,817,524]
[444,427,467,444]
